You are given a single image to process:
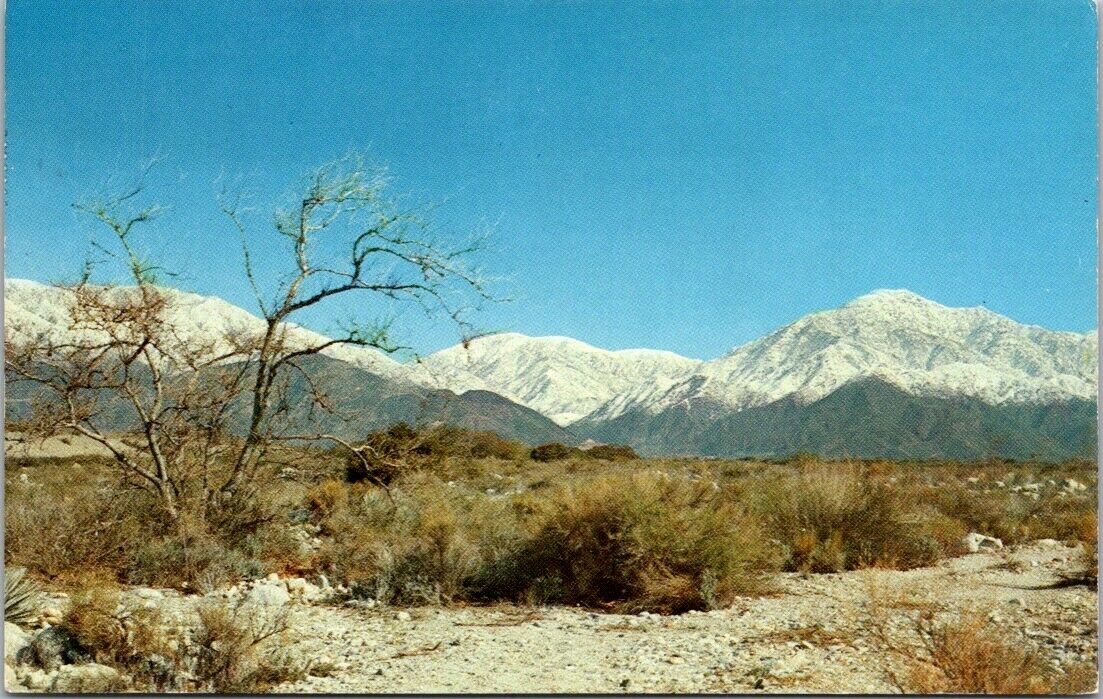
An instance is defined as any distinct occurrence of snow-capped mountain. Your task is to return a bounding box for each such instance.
[584,289,1097,423]
[419,333,702,425]
[3,278,415,383]
[5,279,1096,458]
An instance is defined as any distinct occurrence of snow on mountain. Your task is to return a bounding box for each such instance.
[7,280,1095,430]
[418,333,702,425]
[585,289,1097,422]
[3,278,414,383]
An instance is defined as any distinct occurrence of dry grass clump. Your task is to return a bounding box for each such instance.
[903,612,1096,694]
[751,463,943,572]
[192,601,306,693]
[316,478,486,605]
[60,591,306,693]
[483,472,779,612]
[6,460,304,592]
[5,469,158,581]
[61,587,186,691]
[314,470,776,613]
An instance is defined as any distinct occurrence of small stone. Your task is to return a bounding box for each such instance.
[396,611,412,622]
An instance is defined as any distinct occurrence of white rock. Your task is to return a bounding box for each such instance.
[4,623,30,664]
[246,583,291,607]
[286,578,308,594]
[395,611,412,622]
[1062,479,1088,493]
[962,532,1004,553]
[48,663,124,693]
[21,668,52,691]
[132,588,164,600]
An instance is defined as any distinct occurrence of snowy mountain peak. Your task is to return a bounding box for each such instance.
[3,278,415,383]
[419,332,702,425]
[590,291,1097,423]
[844,288,938,308]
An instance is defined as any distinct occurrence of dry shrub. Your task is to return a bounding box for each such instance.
[305,479,349,520]
[5,472,162,581]
[484,472,778,612]
[318,480,483,605]
[584,444,639,462]
[62,588,185,691]
[905,613,1096,694]
[753,463,942,572]
[530,443,576,463]
[127,525,265,593]
[193,600,305,693]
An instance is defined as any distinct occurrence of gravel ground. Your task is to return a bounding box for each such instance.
[6,540,1095,693]
[275,540,1096,693]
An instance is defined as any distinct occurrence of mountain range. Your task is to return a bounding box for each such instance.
[4,279,1097,460]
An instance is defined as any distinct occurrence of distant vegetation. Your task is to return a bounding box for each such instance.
[7,424,1096,615]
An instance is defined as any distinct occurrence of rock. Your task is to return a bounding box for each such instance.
[4,662,28,692]
[5,623,30,664]
[132,588,164,600]
[49,663,126,693]
[245,582,291,607]
[396,611,412,622]
[286,577,308,594]
[1021,483,1041,493]
[346,599,377,610]
[266,573,281,582]
[39,606,63,626]
[20,668,53,691]
[17,626,89,671]
[962,532,1004,553]
[1061,479,1088,493]
[1036,538,1062,548]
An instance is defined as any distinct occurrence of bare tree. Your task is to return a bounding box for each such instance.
[4,154,493,522]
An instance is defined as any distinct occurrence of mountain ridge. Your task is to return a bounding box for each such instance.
[4,278,1097,460]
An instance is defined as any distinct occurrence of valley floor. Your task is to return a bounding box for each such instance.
[269,540,1095,694]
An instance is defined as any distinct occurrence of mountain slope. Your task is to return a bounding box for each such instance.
[419,333,701,425]
[3,278,415,382]
[584,290,1096,424]
[575,376,1096,460]
[3,280,575,446]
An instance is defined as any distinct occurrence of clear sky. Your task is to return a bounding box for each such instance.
[5,0,1098,359]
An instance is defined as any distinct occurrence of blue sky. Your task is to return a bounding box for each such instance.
[5,0,1097,359]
